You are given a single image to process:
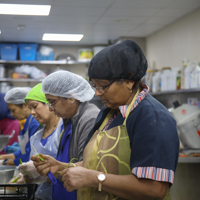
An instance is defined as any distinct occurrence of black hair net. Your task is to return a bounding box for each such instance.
[88,40,148,81]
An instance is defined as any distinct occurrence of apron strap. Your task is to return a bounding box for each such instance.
[99,109,115,131]
[123,89,140,125]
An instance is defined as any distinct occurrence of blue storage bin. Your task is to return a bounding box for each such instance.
[18,43,38,61]
[0,44,18,60]
[36,51,54,61]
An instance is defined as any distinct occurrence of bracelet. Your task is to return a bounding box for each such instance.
[70,163,76,167]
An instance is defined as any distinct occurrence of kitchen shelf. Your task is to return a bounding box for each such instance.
[0,78,43,82]
[178,157,200,163]
[0,60,90,65]
[151,88,200,96]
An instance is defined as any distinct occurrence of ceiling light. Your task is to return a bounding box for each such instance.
[0,4,51,16]
[42,34,84,41]
[0,30,1,34]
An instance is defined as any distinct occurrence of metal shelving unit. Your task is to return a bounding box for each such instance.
[0,59,90,84]
[0,78,43,82]
[151,88,200,96]
[178,157,200,163]
[0,59,90,65]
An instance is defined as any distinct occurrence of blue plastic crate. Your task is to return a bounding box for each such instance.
[0,44,18,60]
[36,51,54,61]
[19,43,38,61]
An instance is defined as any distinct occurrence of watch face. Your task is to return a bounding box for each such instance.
[98,173,106,181]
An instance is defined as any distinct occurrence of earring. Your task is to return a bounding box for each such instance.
[130,90,132,93]
[71,101,74,104]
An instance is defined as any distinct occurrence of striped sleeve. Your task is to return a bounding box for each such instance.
[132,167,174,184]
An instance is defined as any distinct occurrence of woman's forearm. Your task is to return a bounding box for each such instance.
[6,159,15,166]
[85,171,168,200]
[0,153,15,160]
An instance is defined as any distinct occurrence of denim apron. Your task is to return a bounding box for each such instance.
[52,121,76,200]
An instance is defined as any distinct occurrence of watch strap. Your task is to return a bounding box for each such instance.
[3,159,8,165]
[97,172,106,192]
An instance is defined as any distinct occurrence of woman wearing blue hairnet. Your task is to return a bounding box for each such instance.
[31,70,100,200]
[0,88,39,165]
[33,40,179,200]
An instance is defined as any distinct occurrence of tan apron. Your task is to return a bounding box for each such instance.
[78,91,170,200]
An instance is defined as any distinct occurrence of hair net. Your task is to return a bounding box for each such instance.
[24,83,48,104]
[41,70,95,102]
[4,87,31,104]
[88,39,148,81]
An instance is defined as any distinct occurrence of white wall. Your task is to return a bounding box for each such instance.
[146,7,200,70]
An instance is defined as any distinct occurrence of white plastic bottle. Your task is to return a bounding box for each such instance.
[190,64,200,88]
[181,59,189,89]
[152,71,161,93]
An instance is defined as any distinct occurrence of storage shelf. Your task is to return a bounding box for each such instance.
[151,88,200,96]
[0,60,90,65]
[0,78,43,82]
[178,157,200,163]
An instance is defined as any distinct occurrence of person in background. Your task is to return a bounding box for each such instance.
[0,87,39,165]
[32,70,100,200]
[12,83,63,200]
[33,40,179,200]
[0,92,20,154]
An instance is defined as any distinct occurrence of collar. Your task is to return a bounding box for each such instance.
[119,83,149,118]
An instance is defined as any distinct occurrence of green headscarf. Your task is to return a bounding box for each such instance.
[24,83,49,104]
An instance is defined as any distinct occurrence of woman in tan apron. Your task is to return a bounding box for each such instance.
[33,40,179,200]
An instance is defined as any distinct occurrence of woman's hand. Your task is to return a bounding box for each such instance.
[0,155,5,160]
[8,173,25,184]
[19,160,40,179]
[61,166,98,192]
[31,154,61,177]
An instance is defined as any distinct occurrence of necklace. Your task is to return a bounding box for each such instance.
[43,118,60,138]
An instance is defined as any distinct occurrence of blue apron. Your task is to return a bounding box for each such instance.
[52,121,76,200]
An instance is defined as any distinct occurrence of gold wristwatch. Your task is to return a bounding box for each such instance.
[97,172,106,191]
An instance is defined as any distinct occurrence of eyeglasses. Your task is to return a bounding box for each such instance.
[47,98,60,110]
[89,80,115,93]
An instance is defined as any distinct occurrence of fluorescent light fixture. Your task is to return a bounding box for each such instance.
[0,4,51,16]
[43,34,84,41]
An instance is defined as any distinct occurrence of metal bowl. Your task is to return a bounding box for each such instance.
[0,165,16,184]
[0,135,10,152]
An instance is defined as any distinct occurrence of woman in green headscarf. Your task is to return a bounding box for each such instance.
[14,83,63,200]
[24,83,63,160]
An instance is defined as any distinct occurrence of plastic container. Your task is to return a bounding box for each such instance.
[36,51,54,61]
[152,71,161,93]
[18,44,38,61]
[0,44,18,60]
